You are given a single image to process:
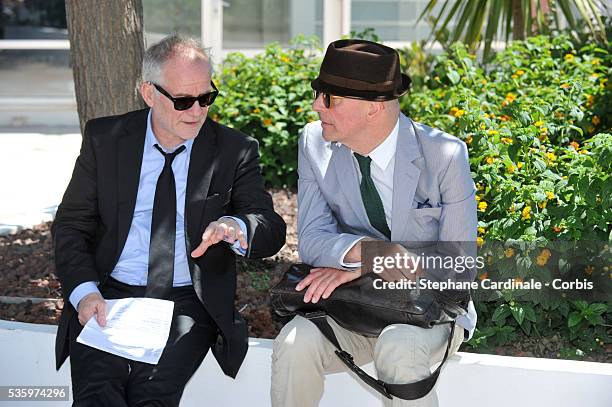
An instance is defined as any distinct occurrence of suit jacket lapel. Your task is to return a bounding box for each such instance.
[329,143,370,228]
[116,109,148,260]
[391,114,422,241]
[185,118,218,261]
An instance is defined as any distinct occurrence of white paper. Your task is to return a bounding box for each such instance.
[77,297,175,365]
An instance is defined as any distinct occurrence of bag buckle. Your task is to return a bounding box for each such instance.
[304,310,327,319]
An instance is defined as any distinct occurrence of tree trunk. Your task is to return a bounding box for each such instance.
[65,0,145,134]
[512,0,525,40]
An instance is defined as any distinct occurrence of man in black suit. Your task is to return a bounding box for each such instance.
[52,34,286,406]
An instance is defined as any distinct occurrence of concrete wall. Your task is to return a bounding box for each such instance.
[1,320,611,406]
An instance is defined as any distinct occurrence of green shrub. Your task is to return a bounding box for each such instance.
[210,36,320,187]
[403,35,611,356]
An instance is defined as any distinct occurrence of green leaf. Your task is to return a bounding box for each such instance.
[568,311,583,328]
[447,70,460,85]
[510,305,525,325]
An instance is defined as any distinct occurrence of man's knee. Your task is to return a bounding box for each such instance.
[272,316,327,363]
[374,324,431,375]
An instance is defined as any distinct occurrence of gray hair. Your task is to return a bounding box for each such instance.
[142,34,212,84]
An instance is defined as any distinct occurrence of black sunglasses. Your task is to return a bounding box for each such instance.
[151,81,219,111]
[313,90,343,109]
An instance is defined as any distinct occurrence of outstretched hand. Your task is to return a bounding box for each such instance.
[191,218,248,258]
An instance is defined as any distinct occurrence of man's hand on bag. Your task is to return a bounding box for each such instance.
[296,267,362,303]
[77,292,106,327]
[191,218,248,258]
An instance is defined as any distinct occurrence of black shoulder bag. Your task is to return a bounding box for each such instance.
[270,263,470,400]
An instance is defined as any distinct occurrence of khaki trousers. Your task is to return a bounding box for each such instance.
[271,316,464,407]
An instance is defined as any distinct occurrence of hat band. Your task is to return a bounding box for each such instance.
[318,71,397,92]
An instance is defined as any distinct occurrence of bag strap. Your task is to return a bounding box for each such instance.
[302,311,456,401]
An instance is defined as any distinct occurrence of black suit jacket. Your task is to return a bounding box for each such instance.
[52,108,286,377]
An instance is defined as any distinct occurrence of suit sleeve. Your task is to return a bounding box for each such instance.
[297,129,364,269]
[231,138,286,259]
[51,121,101,301]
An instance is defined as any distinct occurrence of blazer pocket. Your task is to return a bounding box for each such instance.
[410,207,442,241]
[204,189,232,208]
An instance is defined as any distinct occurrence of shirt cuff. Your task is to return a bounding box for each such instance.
[339,236,367,268]
[220,216,248,256]
[69,281,100,310]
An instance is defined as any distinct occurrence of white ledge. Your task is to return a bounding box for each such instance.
[0,320,610,406]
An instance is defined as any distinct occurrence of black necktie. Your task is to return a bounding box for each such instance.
[354,153,391,240]
[146,143,186,299]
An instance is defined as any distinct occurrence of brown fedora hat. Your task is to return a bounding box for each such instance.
[312,39,411,101]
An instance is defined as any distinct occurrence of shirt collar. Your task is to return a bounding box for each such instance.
[145,109,194,154]
[367,117,399,171]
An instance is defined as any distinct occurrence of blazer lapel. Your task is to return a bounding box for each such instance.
[329,143,370,227]
[185,118,218,257]
[116,110,148,260]
[391,114,422,241]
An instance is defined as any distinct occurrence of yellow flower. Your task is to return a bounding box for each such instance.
[262,118,273,126]
[454,109,465,118]
[478,201,488,212]
[505,247,515,258]
[517,162,524,169]
[511,74,518,79]
[487,129,499,136]
[478,227,486,234]
[546,191,555,200]
[475,195,481,202]
[280,56,290,63]
[483,113,490,119]
[505,93,516,103]
[486,156,495,165]
[481,79,488,85]
[564,53,575,61]
[521,206,531,221]
[534,121,544,127]
[252,107,261,114]
[560,83,570,89]
[586,94,594,107]
[569,141,579,150]
[538,201,547,209]
[296,107,303,113]
[507,165,515,174]
[433,103,441,109]
[501,137,513,144]
[477,236,484,247]
[536,254,549,266]
[434,76,440,81]
[591,58,600,65]
[579,149,588,155]
[585,265,594,275]
[480,123,487,130]
[465,135,473,145]
[449,107,458,115]
[592,116,601,126]
[546,152,557,162]
[476,183,484,191]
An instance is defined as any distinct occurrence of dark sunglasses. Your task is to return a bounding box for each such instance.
[313,90,343,109]
[151,81,219,111]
